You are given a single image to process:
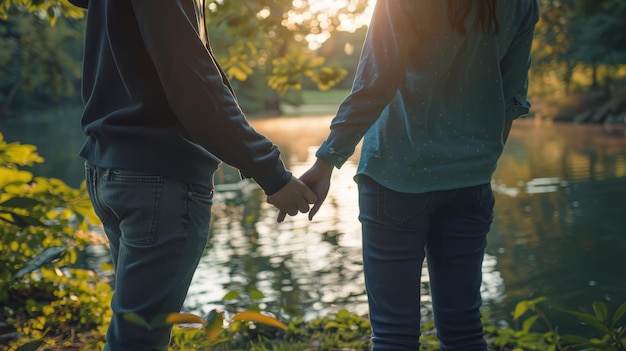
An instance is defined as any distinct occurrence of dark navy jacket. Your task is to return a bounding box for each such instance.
[73,0,290,194]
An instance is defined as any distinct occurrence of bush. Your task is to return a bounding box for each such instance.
[0,132,111,350]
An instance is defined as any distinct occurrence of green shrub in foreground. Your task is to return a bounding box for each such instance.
[0,132,110,350]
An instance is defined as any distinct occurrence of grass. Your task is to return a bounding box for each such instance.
[280,89,351,117]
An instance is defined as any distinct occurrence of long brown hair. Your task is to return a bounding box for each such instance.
[447,0,499,35]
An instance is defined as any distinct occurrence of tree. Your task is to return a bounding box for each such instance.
[567,0,626,92]
[0,0,84,24]
[532,0,626,96]
[0,3,84,117]
[1,0,370,116]
[204,0,370,111]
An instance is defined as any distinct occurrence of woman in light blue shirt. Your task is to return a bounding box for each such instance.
[294,1,539,350]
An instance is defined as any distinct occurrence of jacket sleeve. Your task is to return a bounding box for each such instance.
[500,1,539,122]
[130,0,290,195]
[316,0,419,169]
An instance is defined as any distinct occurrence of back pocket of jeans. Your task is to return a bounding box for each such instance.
[379,187,432,226]
[100,169,166,246]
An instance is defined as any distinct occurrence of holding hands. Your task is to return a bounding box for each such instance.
[273,158,334,222]
[266,175,317,222]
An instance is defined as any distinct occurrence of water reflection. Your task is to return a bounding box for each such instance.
[489,121,626,330]
[2,114,625,329]
[186,118,626,327]
[186,153,368,320]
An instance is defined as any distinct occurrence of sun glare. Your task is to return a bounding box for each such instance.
[288,0,377,50]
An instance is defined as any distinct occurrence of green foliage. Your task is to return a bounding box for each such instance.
[0,0,85,24]
[168,309,371,351]
[125,308,289,350]
[554,300,626,350]
[0,5,84,115]
[0,132,111,350]
[485,297,562,351]
[268,51,348,94]
[531,0,626,97]
[204,0,360,98]
[1,0,362,116]
[485,298,626,351]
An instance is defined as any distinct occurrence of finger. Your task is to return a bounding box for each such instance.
[303,186,318,204]
[287,207,298,216]
[308,201,322,221]
[277,210,287,223]
[297,200,310,213]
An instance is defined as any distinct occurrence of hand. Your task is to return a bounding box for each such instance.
[267,176,317,223]
[279,158,333,221]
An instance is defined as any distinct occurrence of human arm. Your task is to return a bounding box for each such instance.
[316,0,420,168]
[503,120,513,144]
[500,1,539,132]
[130,0,290,195]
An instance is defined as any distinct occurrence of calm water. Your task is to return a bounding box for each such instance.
[1,114,625,331]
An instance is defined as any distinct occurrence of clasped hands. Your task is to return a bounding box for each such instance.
[266,158,334,223]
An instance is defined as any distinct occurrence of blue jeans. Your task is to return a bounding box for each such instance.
[85,163,213,350]
[357,175,494,351]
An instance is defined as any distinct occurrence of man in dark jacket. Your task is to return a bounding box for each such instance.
[70,0,316,349]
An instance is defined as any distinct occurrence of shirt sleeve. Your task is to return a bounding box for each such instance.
[130,0,290,195]
[500,1,540,122]
[316,0,419,169]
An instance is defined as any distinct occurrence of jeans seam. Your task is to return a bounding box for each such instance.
[146,181,162,245]
[86,164,113,224]
[110,169,166,184]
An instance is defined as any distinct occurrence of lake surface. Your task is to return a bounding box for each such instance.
[1,114,625,332]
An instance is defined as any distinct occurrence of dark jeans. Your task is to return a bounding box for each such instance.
[357,175,494,351]
[85,162,213,350]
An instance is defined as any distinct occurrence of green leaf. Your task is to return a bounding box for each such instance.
[553,307,609,333]
[522,315,540,333]
[611,301,626,327]
[560,334,593,347]
[205,309,225,342]
[123,313,152,330]
[0,196,41,209]
[514,301,530,321]
[6,212,45,228]
[47,6,56,20]
[16,339,45,351]
[222,291,240,301]
[530,296,548,305]
[592,301,608,322]
[249,289,264,300]
[323,321,341,330]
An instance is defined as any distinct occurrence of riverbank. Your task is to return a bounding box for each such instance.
[532,91,626,125]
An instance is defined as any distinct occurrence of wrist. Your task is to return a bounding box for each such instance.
[315,157,334,171]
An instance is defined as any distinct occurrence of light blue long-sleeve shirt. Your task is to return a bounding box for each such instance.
[316,0,539,193]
